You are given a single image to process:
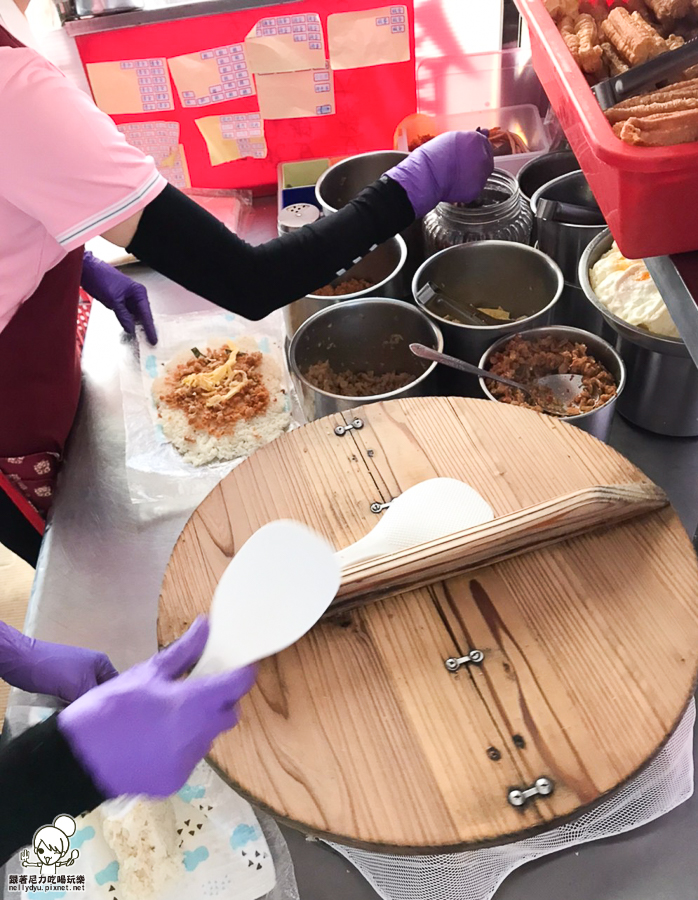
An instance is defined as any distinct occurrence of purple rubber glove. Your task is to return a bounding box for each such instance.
[58,617,256,798]
[81,251,157,345]
[0,622,118,703]
[386,130,494,218]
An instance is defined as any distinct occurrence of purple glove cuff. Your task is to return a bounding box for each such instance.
[386,130,494,218]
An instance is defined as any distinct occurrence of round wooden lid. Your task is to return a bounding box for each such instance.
[158,398,698,852]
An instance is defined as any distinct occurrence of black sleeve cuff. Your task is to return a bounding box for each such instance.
[127,177,415,320]
[0,714,105,863]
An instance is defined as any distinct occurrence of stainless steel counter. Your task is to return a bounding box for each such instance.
[4,201,698,898]
[64,0,299,36]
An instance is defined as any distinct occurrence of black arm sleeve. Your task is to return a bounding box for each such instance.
[127,177,415,321]
[0,714,104,863]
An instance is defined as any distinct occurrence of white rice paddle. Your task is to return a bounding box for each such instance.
[336,478,495,568]
[190,520,341,677]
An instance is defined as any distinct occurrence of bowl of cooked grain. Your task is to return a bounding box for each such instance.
[283,235,408,340]
[288,298,443,422]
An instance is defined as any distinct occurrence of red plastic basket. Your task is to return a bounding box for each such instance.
[515,0,698,258]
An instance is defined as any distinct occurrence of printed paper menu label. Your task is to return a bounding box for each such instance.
[168,44,255,108]
[196,113,268,165]
[86,59,174,114]
[327,6,410,70]
[116,122,190,188]
[244,12,326,75]
[255,67,334,119]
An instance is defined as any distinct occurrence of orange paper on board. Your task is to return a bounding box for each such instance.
[86,58,173,115]
[256,67,335,120]
[196,113,268,166]
[244,11,326,75]
[168,44,255,109]
[116,122,190,188]
[327,5,410,70]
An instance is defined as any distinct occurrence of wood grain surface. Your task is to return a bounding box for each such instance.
[158,398,698,852]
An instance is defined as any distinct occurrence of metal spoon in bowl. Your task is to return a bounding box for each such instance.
[410,343,583,418]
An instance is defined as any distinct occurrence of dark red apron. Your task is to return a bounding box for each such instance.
[0,24,89,531]
[0,243,85,532]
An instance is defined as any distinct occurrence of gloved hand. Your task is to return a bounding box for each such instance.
[0,622,118,703]
[81,251,158,345]
[58,618,256,798]
[386,131,494,218]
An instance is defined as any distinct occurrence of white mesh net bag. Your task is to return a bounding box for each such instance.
[327,700,695,900]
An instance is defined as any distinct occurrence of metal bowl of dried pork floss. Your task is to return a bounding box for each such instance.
[478,325,626,442]
[288,297,443,421]
[580,229,698,437]
[283,235,408,340]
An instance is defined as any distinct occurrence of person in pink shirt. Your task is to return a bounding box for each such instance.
[0,0,494,566]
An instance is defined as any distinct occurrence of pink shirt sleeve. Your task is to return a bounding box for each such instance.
[0,47,167,252]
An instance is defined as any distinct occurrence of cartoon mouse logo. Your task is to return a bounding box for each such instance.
[20,815,79,875]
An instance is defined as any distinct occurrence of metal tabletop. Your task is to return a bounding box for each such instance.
[5,200,698,899]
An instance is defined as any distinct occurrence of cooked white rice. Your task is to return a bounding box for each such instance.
[153,337,291,467]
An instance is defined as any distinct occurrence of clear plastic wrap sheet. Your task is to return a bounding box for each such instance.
[327,701,696,900]
[119,309,302,521]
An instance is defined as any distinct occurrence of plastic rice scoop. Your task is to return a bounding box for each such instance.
[191,520,341,677]
[336,478,494,568]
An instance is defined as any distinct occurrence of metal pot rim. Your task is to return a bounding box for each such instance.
[578,229,687,355]
[412,240,564,332]
[476,324,627,422]
[288,297,444,402]
[315,150,408,214]
[530,171,603,231]
[304,235,408,301]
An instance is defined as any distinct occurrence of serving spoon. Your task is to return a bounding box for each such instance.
[410,343,583,417]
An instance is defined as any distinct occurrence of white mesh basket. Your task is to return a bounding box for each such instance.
[328,701,695,900]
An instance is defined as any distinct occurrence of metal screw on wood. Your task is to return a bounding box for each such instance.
[334,418,364,436]
[507,777,554,808]
[370,501,391,514]
[444,649,484,672]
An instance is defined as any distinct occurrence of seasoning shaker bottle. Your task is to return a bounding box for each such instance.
[278,203,321,237]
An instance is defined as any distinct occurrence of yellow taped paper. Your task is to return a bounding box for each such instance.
[256,67,334,120]
[168,43,255,109]
[196,113,268,166]
[116,122,190,188]
[244,11,326,75]
[86,58,173,115]
[328,5,410,70]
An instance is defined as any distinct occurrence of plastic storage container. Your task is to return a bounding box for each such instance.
[515,0,698,259]
[422,170,532,255]
[394,105,551,176]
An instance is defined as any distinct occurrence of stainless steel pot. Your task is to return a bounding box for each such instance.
[315,151,408,214]
[412,241,564,385]
[579,230,698,437]
[517,150,580,204]
[531,171,607,285]
[478,325,625,443]
[283,236,408,340]
[288,298,443,422]
[315,150,423,277]
[553,281,612,337]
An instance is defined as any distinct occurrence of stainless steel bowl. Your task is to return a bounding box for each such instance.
[283,236,408,340]
[288,298,443,422]
[517,150,580,204]
[412,241,564,377]
[579,230,698,437]
[315,150,408,215]
[531,171,607,285]
[478,325,625,443]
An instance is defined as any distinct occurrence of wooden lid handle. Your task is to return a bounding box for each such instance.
[330,483,668,615]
